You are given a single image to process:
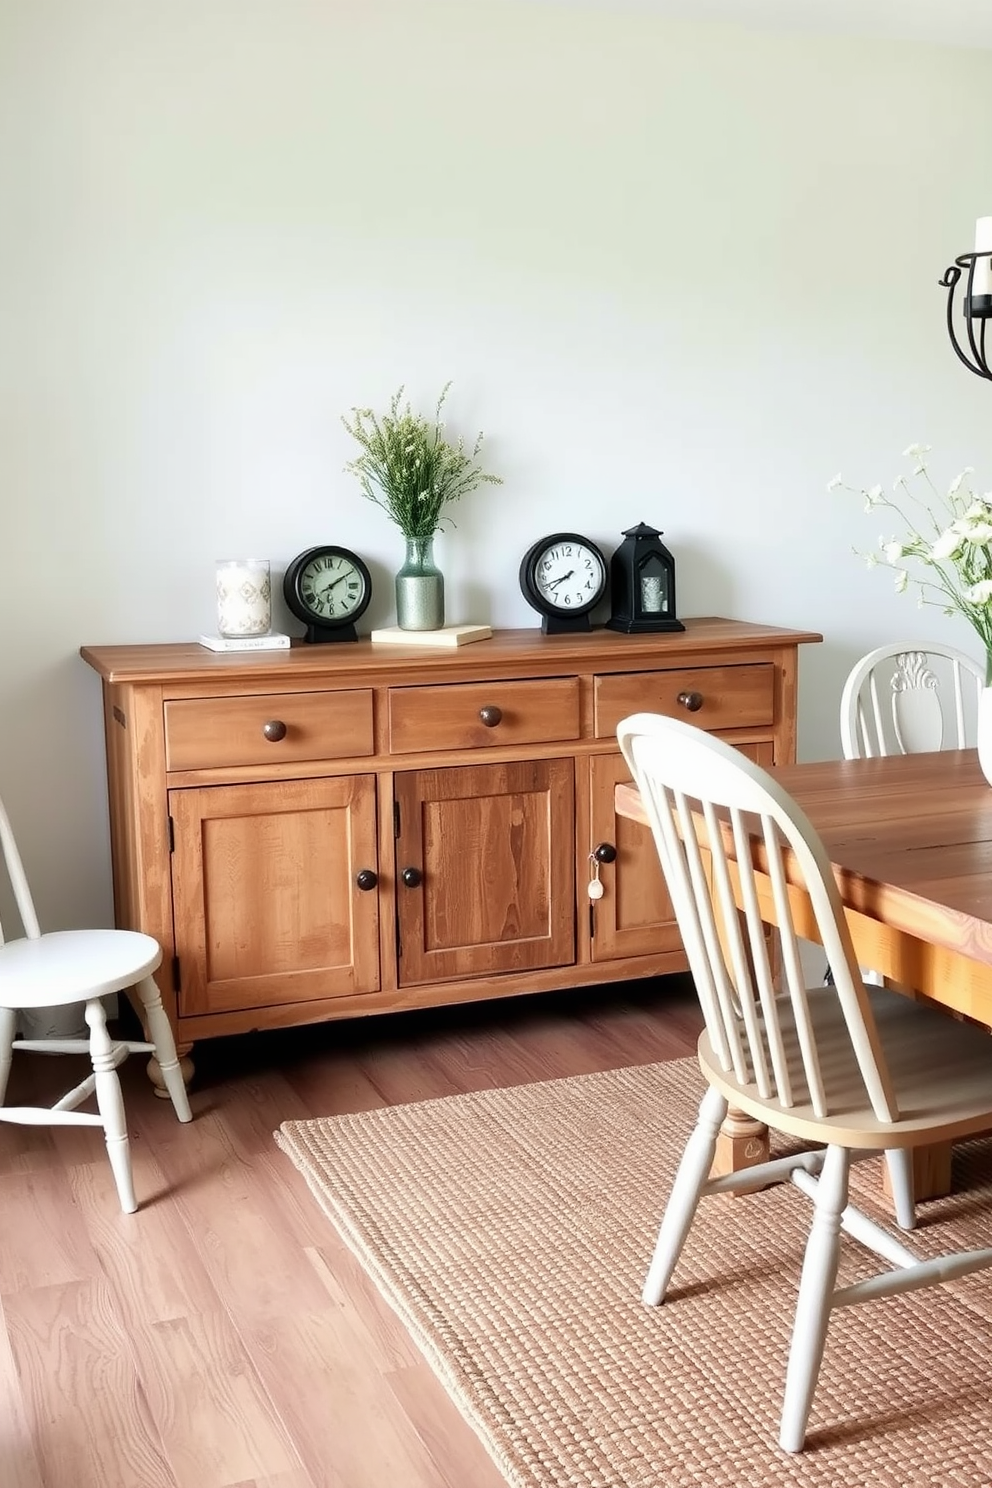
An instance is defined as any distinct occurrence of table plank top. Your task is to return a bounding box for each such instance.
[615,748,992,970]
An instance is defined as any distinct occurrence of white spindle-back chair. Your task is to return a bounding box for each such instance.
[839,641,985,1223]
[617,712,992,1452]
[0,790,191,1212]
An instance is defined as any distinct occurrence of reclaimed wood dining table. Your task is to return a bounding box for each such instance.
[615,746,992,1196]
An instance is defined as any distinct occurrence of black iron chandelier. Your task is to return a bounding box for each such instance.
[940,216,992,379]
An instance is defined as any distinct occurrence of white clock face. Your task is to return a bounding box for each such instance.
[299,552,366,620]
[534,539,605,611]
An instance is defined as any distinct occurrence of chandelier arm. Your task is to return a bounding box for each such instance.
[941,255,992,380]
[962,257,990,376]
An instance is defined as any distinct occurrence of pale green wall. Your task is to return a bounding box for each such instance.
[2,0,992,927]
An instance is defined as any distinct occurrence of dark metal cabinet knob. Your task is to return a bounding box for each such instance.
[262,719,288,741]
[593,842,617,864]
[355,869,378,891]
[677,691,703,713]
[478,705,503,728]
[401,866,423,888]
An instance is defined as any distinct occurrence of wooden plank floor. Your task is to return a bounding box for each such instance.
[0,977,703,1488]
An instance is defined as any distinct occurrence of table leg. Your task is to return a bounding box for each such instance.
[883,1142,952,1203]
[711,1107,770,1177]
[708,904,772,1178]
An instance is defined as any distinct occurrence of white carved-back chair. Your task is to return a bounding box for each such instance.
[0,791,192,1212]
[840,642,982,759]
[617,711,992,1452]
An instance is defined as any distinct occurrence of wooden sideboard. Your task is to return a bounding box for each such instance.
[81,618,820,1082]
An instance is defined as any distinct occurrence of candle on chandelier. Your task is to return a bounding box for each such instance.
[972,216,992,303]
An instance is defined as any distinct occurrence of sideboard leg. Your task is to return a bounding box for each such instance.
[148,1043,194,1098]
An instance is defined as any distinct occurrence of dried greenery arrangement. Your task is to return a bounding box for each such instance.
[342,383,502,540]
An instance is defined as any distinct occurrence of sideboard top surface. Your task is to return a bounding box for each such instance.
[80,617,822,686]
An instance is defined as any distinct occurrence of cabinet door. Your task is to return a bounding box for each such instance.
[588,752,684,962]
[170,775,379,1016]
[394,759,575,985]
[588,741,776,964]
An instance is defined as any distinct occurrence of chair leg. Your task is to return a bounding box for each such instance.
[135,976,192,1123]
[642,1084,728,1305]
[84,998,137,1215]
[884,1147,916,1230]
[0,1006,16,1104]
[780,1143,849,1453]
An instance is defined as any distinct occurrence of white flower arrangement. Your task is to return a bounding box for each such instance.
[829,444,992,669]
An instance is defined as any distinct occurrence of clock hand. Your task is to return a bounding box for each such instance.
[547,570,574,590]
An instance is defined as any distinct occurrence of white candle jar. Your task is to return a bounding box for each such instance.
[216,558,272,637]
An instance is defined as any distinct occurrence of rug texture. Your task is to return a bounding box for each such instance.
[276,1058,992,1488]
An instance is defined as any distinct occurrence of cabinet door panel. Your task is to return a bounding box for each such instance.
[395,759,574,985]
[170,775,379,1015]
[589,740,774,963]
[589,753,683,962]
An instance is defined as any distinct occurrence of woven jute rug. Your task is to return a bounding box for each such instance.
[276,1057,992,1487]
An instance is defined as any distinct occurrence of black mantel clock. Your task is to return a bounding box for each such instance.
[606,522,685,634]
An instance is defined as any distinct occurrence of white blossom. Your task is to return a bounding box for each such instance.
[826,474,842,491]
[884,541,906,563]
[894,569,909,593]
[948,468,974,496]
[968,580,992,604]
[956,511,992,543]
[932,528,963,560]
[902,442,932,460]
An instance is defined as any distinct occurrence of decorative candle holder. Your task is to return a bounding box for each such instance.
[216,558,272,638]
[939,216,992,380]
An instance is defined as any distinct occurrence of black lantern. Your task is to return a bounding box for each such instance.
[606,521,685,634]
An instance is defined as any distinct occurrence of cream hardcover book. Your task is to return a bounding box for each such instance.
[369,624,492,648]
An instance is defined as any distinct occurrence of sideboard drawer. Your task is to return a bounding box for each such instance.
[594,664,775,737]
[388,677,581,754]
[164,690,374,770]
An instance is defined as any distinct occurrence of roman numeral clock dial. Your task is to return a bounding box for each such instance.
[519,533,608,634]
[283,546,373,643]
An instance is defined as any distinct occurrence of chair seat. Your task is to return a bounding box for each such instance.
[0,929,161,1008]
[700,983,992,1149]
